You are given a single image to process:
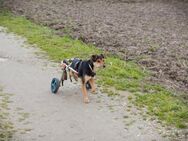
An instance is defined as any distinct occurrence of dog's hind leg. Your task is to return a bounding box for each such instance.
[89,78,96,94]
[73,74,78,81]
[69,71,73,82]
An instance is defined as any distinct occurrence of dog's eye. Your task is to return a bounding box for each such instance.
[97,60,100,63]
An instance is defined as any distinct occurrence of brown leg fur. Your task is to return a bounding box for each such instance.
[69,71,73,82]
[69,71,78,82]
[81,83,89,103]
[73,73,78,81]
[81,75,91,103]
[89,78,96,93]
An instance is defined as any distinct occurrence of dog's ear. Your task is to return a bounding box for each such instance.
[91,55,98,62]
[100,54,105,59]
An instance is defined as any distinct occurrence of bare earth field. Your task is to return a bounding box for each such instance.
[4,0,188,95]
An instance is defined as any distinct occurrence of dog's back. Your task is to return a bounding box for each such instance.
[69,58,82,72]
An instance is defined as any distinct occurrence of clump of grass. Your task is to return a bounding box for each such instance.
[18,112,30,122]
[135,84,188,128]
[128,95,133,100]
[100,87,119,97]
[0,10,188,129]
[0,89,15,141]
[97,57,146,92]
[123,115,129,119]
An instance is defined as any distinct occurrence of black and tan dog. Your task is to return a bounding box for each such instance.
[63,54,105,103]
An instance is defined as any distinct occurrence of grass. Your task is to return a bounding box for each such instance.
[0,10,187,129]
[134,85,188,128]
[0,10,101,61]
[0,89,15,141]
[97,57,146,92]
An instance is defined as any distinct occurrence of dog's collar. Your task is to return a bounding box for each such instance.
[89,64,93,71]
[88,63,96,77]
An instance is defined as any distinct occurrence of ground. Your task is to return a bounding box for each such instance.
[3,0,188,95]
[1,0,188,140]
[0,27,171,141]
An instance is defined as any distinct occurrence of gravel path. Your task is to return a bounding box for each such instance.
[0,27,168,141]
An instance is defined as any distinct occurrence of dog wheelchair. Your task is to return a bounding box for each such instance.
[51,60,91,94]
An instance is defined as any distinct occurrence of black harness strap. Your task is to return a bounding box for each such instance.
[88,61,96,77]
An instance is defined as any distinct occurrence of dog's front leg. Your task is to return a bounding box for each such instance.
[81,76,92,103]
[81,82,89,103]
[82,83,89,103]
[89,78,96,94]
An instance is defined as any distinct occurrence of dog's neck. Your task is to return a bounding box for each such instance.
[88,59,95,72]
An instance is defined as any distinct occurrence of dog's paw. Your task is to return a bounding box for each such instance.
[91,90,97,94]
[84,97,90,103]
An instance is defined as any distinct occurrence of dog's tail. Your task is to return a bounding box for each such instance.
[60,59,69,69]
[60,58,76,69]
[61,58,74,66]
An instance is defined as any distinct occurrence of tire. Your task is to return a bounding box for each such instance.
[86,82,91,90]
[51,78,60,94]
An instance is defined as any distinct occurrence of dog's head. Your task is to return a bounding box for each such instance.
[91,54,105,68]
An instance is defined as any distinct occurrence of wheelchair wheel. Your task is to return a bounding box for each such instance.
[86,82,91,90]
[51,78,60,94]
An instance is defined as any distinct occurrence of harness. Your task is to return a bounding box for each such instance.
[62,58,96,77]
[74,59,82,72]
[76,59,96,77]
[88,63,96,77]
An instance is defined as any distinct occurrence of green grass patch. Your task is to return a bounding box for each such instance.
[0,10,188,129]
[0,10,100,61]
[97,57,146,92]
[0,89,15,141]
[135,85,188,128]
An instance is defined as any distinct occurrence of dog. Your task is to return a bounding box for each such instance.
[63,54,105,103]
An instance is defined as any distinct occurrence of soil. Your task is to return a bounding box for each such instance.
[3,0,188,94]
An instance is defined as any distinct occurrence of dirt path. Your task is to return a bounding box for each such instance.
[0,27,167,141]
